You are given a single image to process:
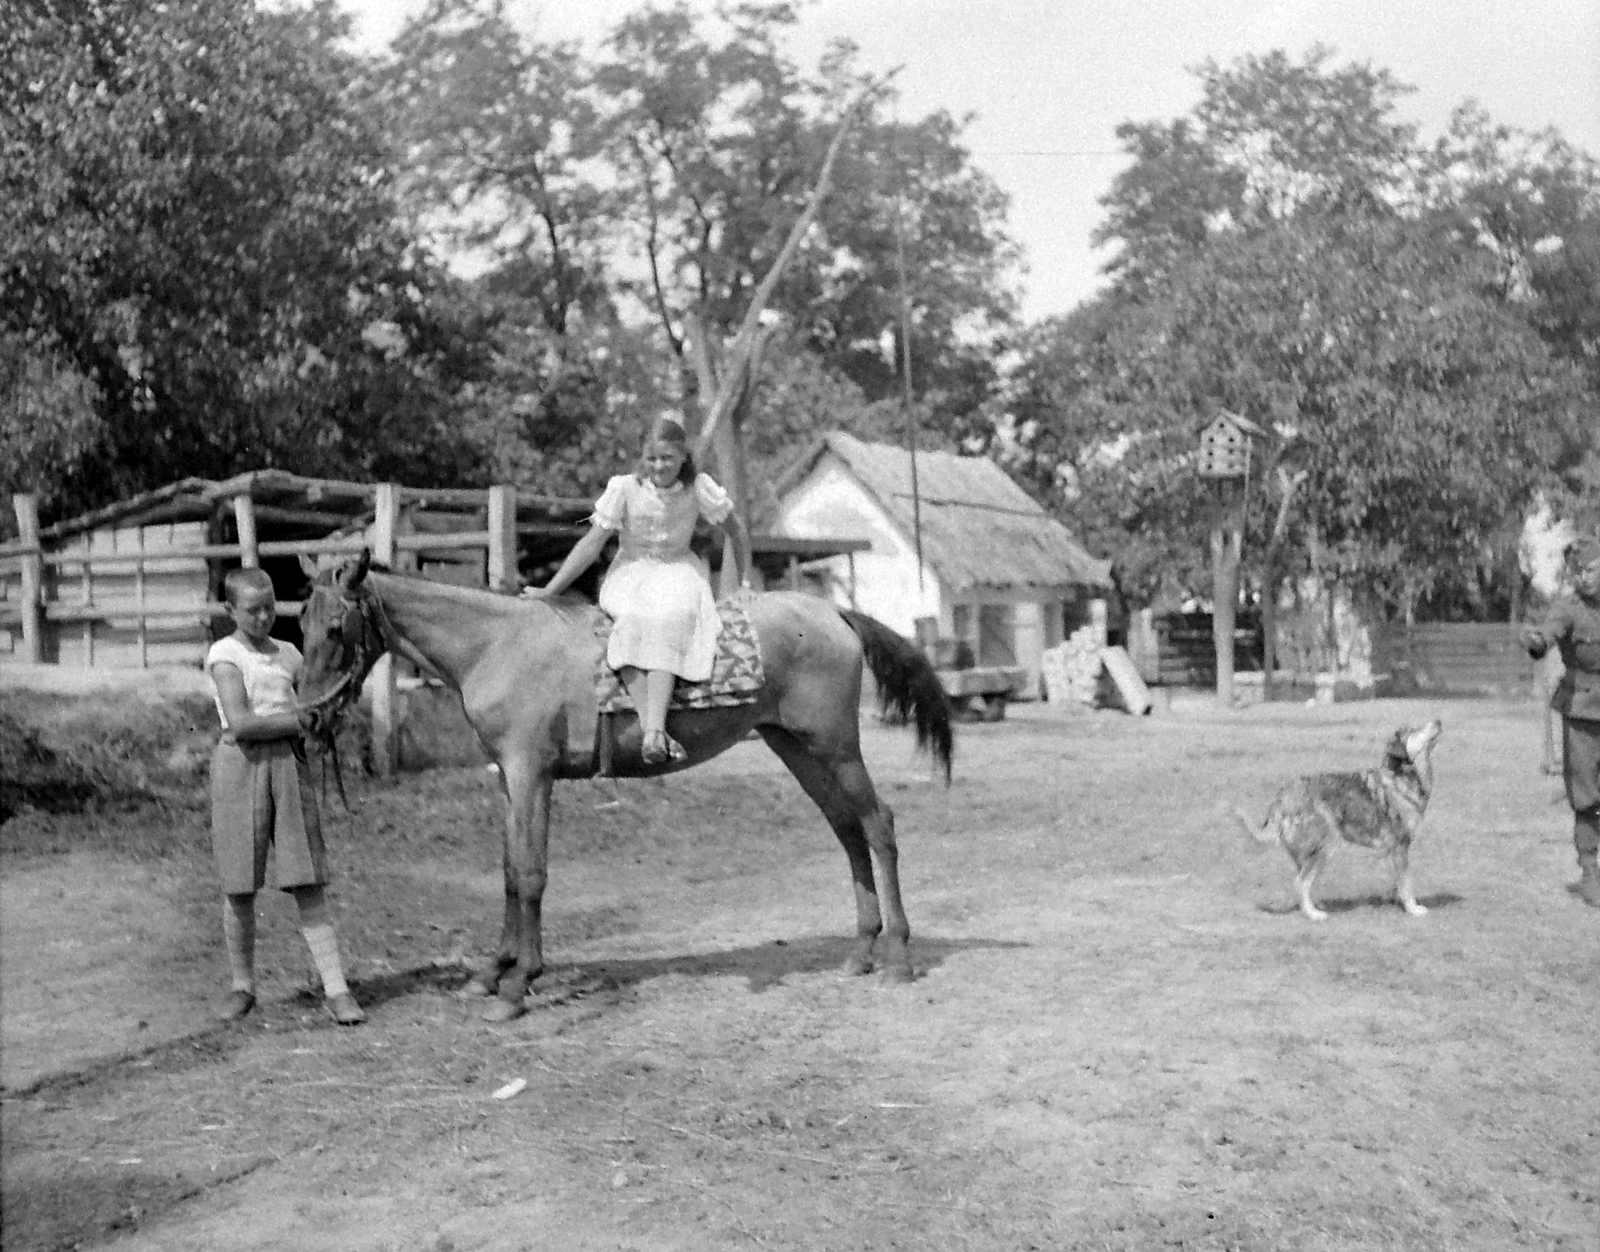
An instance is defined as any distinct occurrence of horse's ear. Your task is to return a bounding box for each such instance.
[341,548,372,591]
[298,553,320,581]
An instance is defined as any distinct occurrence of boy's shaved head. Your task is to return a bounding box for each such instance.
[224,567,275,606]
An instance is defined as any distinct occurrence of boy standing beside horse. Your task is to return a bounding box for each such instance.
[206,567,365,1024]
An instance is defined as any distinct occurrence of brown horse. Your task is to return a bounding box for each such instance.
[295,552,953,1019]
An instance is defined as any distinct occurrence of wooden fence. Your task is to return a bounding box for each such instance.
[1370,622,1536,697]
[1,485,521,775]
[1128,611,1263,687]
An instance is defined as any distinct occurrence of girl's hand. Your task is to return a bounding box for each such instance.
[521,585,553,600]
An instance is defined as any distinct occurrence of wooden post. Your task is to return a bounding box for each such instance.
[12,494,43,664]
[369,483,400,776]
[135,526,148,668]
[486,485,518,592]
[233,494,259,568]
[80,551,94,666]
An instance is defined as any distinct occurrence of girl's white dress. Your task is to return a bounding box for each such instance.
[593,471,733,682]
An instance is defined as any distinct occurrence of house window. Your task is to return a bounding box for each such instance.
[951,604,972,645]
[977,604,1015,666]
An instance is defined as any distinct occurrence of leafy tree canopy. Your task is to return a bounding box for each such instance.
[993,47,1597,614]
[1,0,491,523]
[377,0,1021,469]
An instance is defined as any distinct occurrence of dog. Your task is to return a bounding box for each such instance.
[1237,720,1443,921]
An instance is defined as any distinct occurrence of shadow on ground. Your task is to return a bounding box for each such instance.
[573,932,1027,992]
[1256,892,1465,917]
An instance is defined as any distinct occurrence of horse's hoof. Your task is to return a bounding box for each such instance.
[841,955,873,977]
[481,998,525,1023]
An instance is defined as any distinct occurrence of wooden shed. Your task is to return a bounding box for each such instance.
[0,471,594,669]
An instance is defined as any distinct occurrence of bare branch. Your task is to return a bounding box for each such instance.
[693,77,891,458]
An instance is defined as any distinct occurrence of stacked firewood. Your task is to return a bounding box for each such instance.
[1041,624,1109,707]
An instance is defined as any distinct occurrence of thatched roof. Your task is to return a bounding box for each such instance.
[775,432,1111,592]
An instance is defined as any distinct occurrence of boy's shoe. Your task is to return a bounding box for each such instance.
[217,990,256,1022]
[326,992,366,1026]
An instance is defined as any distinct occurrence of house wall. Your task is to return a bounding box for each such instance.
[772,460,944,637]
[947,586,1079,699]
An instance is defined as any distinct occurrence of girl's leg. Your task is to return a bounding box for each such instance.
[642,669,675,738]
[291,884,365,1024]
[640,669,685,761]
[618,665,649,721]
[219,892,258,1019]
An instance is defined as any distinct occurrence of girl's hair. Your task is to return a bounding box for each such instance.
[635,413,697,486]
[224,566,275,606]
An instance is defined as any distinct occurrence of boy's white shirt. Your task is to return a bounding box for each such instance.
[206,635,301,729]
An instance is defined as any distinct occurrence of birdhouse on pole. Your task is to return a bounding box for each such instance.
[1198,410,1266,479]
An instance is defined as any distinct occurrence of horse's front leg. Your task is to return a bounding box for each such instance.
[481,757,552,1023]
[462,784,517,999]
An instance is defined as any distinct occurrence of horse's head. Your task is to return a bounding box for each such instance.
[296,549,383,739]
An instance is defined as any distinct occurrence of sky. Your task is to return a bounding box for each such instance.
[340,0,1600,323]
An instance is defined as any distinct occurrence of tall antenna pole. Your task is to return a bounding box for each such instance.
[892,131,924,593]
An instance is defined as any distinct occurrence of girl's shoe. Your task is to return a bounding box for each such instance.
[641,731,688,765]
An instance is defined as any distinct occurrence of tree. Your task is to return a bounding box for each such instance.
[381,0,1020,485]
[996,214,1587,619]
[1095,46,1418,293]
[990,48,1593,635]
[594,9,1019,429]
[0,0,486,523]
[1422,105,1600,530]
[376,0,612,340]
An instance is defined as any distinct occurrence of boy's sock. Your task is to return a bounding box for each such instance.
[293,886,351,999]
[223,895,256,993]
[301,924,351,999]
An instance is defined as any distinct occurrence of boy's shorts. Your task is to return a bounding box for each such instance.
[209,739,328,895]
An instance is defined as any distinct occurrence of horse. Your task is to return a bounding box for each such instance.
[295,551,953,1019]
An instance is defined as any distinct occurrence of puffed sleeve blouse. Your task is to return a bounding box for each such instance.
[591,472,733,562]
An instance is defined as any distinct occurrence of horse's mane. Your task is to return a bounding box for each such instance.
[363,565,598,626]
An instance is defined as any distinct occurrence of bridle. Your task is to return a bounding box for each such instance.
[297,574,396,806]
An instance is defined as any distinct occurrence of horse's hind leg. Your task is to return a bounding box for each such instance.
[758,728,912,982]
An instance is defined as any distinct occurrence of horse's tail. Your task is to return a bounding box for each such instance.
[839,609,954,784]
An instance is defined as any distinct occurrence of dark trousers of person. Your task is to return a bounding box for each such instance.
[1561,716,1600,855]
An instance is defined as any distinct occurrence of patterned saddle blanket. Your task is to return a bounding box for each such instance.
[593,600,765,713]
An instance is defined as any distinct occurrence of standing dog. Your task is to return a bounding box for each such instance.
[1238,720,1443,920]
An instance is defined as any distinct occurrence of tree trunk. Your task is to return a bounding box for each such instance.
[1211,481,1244,707]
[1259,467,1307,702]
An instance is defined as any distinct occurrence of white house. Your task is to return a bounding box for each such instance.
[768,432,1112,697]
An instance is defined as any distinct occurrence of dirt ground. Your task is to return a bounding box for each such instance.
[3,692,1598,1252]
